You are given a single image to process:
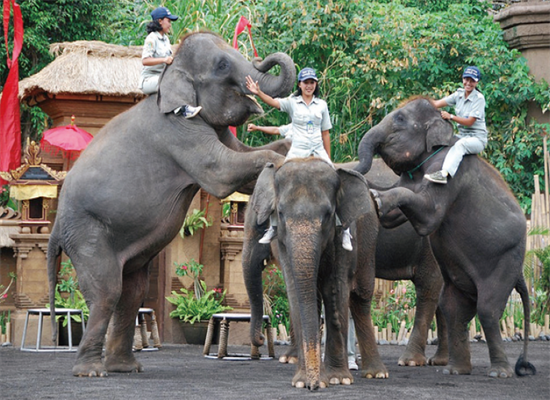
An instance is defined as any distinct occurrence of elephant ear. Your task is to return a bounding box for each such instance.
[157,64,197,114]
[425,118,454,152]
[335,169,375,230]
[249,163,277,225]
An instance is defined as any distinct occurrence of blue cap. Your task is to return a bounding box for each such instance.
[151,7,179,21]
[463,66,481,82]
[298,68,318,82]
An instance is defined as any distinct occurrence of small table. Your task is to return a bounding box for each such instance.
[203,313,274,360]
[20,308,85,352]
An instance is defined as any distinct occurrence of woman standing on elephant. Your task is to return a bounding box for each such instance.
[246,68,353,251]
[139,6,201,119]
[424,66,487,184]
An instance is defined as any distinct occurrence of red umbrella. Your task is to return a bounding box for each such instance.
[41,115,93,159]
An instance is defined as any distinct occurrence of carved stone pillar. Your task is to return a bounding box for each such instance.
[495,1,550,123]
[219,227,249,311]
[9,230,52,346]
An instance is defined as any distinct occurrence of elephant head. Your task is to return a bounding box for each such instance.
[245,158,378,389]
[355,97,453,175]
[157,31,296,128]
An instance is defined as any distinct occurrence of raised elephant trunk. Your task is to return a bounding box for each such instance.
[249,53,297,98]
[355,126,385,175]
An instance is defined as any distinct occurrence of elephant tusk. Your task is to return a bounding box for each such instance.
[246,94,263,112]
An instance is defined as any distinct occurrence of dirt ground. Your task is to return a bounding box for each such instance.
[1,340,549,400]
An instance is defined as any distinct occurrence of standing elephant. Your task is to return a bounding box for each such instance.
[274,159,448,368]
[354,97,536,378]
[47,31,296,377]
[243,158,387,390]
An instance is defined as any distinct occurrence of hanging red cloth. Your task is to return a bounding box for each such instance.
[0,0,24,185]
[230,16,258,136]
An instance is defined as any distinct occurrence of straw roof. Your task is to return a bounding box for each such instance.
[18,41,148,102]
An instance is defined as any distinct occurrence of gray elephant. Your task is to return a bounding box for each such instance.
[243,158,387,390]
[46,31,296,377]
[355,97,536,378]
[266,159,448,368]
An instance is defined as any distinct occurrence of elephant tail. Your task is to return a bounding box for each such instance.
[514,276,536,376]
[47,225,62,346]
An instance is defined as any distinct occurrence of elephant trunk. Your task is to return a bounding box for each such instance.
[283,223,323,389]
[354,126,385,174]
[249,53,297,98]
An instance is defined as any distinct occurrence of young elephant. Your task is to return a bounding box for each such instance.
[278,159,448,368]
[355,97,536,378]
[243,158,387,390]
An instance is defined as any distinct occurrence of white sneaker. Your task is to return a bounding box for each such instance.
[342,228,353,251]
[183,105,202,119]
[259,226,277,244]
[348,359,359,370]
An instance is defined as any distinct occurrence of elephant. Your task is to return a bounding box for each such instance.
[46,31,297,377]
[243,158,387,390]
[364,159,448,367]
[354,97,536,378]
[265,159,449,368]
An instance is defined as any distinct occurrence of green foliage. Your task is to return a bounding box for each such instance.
[174,258,205,298]
[166,281,232,324]
[371,281,416,334]
[0,310,11,335]
[243,1,549,212]
[180,208,213,238]
[524,229,550,327]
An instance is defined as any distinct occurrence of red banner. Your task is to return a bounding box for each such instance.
[0,0,23,184]
[230,16,258,137]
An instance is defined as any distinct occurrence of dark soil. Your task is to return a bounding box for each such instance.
[1,340,548,399]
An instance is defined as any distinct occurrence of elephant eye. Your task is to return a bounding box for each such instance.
[217,59,230,72]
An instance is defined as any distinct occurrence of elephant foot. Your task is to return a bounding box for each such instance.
[105,354,143,373]
[279,346,298,364]
[361,359,389,379]
[279,355,298,364]
[291,369,329,390]
[442,362,472,375]
[487,363,514,378]
[73,361,108,378]
[398,350,427,367]
[428,350,449,366]
[326,366,354,386]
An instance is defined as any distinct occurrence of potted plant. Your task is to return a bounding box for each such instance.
[166,259,232,344]
[46,260,89,345]
[180,208,212,237]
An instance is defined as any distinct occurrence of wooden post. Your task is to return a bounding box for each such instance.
[469,318,476,340]
[397,321,407,342]
[544,314,549,335]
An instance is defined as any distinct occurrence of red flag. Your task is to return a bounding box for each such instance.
[0,0,24,185]
[230,16,258,136]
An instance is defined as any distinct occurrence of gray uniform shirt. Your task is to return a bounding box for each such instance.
[444,88,488,145]
[139,32,172,88]
[277,95,332,162]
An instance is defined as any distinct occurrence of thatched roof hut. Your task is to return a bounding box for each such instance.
[19,41,146,104]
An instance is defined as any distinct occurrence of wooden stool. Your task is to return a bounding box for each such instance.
[203,313,274,360]
[133,308,161,351]
[20,308,85,352]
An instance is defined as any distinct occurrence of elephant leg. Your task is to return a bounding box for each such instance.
[320,263,353,386]
[242,219,271,348]
[104,264,149,373]
[400,260,446,366]
[279,319,298,364]
[477,276,515,378]
[428,306,449,366]
[71,251,121,377]
[439,281,476,375]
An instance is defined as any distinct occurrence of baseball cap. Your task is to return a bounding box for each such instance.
[151,7,179,21]
[463,66,481,82]
[298,68,318,82]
